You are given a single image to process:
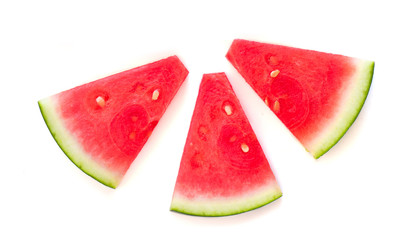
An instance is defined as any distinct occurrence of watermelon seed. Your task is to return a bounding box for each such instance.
[96,96,106,108]
[129,132,136,140]
[198,125,208,141]
[264,97,269,106]
[199,126,207,134]
[224,105,233,116]
[270,69,280,78]
[229,135,237,142]
[241,143,249,153]
[269,56,279,65]
[152,89,160,101]
[273,100,280,114]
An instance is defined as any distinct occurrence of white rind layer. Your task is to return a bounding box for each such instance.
[170,181,282,216]
[38,96,121,188]
[306,59,374,158]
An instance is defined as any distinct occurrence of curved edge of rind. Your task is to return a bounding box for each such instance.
[310,60,375,159]
[170,182,282,217]
[38,97,121,188]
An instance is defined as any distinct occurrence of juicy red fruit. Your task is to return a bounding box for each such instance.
[172,73,278,199]
[226,39,356,138]
[225,39,373,159]
[41,56,188,188]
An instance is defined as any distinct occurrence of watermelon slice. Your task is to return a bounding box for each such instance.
[39,56,188,188]
[226,39,374,159]
[170,73,282,216]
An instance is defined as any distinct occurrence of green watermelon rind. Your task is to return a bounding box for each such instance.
[38,96,121,188]
[170,182,282,216]
[308,60,374,159]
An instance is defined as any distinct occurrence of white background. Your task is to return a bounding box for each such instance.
[1,0,403,239]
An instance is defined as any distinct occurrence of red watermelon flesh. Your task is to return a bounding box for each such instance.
[39,56,188,188]
[170,73,281,216]
[226,39,374,158]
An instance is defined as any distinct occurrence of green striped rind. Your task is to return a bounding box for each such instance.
[308,60,375,159]
[38,96,121,188]
[170,182,282,216]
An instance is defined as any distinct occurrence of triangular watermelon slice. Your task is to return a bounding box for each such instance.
[170,73,282,216]
[39,56,188,188]
[226,39,374,159]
